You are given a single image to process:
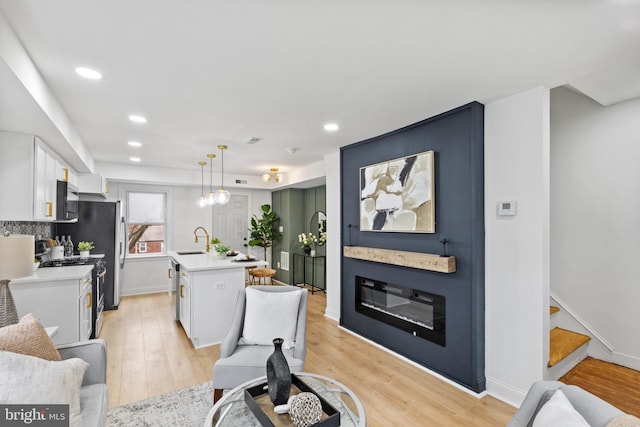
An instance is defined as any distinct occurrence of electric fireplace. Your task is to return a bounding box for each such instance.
[356,276,445,346]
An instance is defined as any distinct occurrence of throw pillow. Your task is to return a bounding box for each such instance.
[606,415,640,427]
[0,351,88,427]
[0,312,61,361]
[532,389,590,427]
[239,288,302,349]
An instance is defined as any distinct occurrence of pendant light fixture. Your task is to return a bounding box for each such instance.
[196,161,207,207]
[215,145,231,205]
[205,153,217,206]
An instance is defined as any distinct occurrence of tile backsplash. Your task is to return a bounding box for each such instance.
[0,221,53,240]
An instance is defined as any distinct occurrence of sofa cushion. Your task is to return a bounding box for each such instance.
[213,345,304,390]
[80,384,109,427]
[239,287,302,349]
[0,312,61,361]
[0,350,88,427]
[532,389,590,427]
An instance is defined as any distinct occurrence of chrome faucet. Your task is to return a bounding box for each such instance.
[193,226,211,253]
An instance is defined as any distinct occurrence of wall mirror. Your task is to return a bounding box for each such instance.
[310,211,326,243]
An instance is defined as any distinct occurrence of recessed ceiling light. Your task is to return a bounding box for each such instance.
[324,122,339,132]
[75,67,103,80]
[128,141,142,147]
[128,115,147,124]
[129,157,141,162]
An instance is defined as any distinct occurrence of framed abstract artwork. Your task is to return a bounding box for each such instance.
[359,150,435,233]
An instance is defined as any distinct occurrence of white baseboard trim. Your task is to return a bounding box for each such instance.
[550,292,614,351]
[121,286,166,297]
[486,376,526,408]
[324,308,340,322]
[338,326,487,399]
[612,351,640,371]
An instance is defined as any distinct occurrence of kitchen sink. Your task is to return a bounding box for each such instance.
[176,251,205,255]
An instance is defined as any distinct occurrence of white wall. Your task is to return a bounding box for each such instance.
[485,86,551,406]
[551,87,640,370]
[324,151,341,321]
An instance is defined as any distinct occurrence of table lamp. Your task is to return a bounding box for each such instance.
[0,232,34,328]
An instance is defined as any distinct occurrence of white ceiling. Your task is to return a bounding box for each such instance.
[1,1,639,179]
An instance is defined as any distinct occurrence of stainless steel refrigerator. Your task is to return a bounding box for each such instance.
[56,200,126,309]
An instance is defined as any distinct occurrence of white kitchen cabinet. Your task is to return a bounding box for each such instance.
[0,131,60,221]
[177,265,245,349]
[11,268,93,345]
[34,142,58,220]
[56,159,79,192]
[79,173,108,197]
[178,268,191,337]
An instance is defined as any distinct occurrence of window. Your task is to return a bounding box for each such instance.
[127,191,166,255]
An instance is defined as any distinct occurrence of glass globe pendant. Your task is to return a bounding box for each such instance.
[205,153,217,206]
[215,145,231,205]
[196,161,207,207]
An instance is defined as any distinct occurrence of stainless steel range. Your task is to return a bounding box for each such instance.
[39,256,106,339]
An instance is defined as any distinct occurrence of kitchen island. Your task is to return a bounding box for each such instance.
[168,251,267,349]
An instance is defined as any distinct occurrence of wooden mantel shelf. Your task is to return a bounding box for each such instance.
[343,246,456,273]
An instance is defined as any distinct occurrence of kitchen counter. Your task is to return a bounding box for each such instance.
[169,250,268,349]
[168,251,267,271]
[12,265,94,284]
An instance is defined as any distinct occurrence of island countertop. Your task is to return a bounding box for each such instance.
[168,251,267,271]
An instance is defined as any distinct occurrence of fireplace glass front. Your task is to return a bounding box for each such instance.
[356,276,445,346]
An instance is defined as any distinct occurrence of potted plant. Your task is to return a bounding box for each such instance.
[248,204,282,263]
[77,241,94,258]
[298,232,317,256]
[214,244,230,258]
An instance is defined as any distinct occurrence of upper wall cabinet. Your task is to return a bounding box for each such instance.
[33,142,57,220]
[56,160,79,192]
[0,131,76,222]
[78,173,108,198]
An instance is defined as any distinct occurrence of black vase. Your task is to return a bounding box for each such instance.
[266,337,291,405]
[303,246,311,256]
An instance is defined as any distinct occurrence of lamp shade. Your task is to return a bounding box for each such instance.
[0,234,35,280]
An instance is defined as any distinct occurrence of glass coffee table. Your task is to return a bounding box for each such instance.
[204,373,366,426]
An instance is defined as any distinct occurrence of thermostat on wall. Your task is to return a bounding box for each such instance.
[498,201,517,216]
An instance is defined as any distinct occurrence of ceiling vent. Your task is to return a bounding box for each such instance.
[245,137,262,145]
[234,179,248,184]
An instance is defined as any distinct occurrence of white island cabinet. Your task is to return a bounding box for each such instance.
[169,252,267,349]
[11,266,93,345]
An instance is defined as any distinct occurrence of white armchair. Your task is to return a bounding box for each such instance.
[212,285,308,402]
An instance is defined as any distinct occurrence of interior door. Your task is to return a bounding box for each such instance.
[211,195,248,254]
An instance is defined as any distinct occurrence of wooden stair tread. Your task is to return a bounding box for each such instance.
[548,327,590,367]
[550,306,560,315]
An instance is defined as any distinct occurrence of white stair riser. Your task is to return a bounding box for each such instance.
[546,342,589,380]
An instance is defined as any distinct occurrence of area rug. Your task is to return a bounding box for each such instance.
[107,382,213,426]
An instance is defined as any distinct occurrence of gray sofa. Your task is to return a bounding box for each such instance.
[507,380,624,427]
[57,339,109,427]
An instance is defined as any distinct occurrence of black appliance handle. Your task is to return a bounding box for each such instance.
[120,216,127,267]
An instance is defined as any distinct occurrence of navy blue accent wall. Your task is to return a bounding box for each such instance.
[340,102,485,392]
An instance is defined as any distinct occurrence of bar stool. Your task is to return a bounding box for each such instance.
[248,268,276,285]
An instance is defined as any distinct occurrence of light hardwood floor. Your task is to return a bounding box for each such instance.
[101,287,516,426]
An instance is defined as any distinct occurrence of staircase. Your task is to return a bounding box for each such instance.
[547,306,591,379]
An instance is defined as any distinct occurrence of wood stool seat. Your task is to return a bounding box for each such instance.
[248,268,276,285]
